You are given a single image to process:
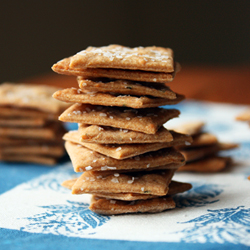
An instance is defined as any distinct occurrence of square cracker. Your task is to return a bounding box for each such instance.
[180,142,238,162]
[54,45,174,73]
[79,125,174,144]
[0,153,57,165]
[0,144,65,157]
[52,57,176,83]
[167,121,205,136]
[62,179,192,201]
[89,195,176,215]
[0,123,64,140]
[178,156,232,172]
[0,106,59,121]
[65,141,185,172]
[72,169,175,196]
[0,83,69,114]
[63,130,192,159]
[53,88,184,109]
[0,117,47,127]
[59,104,180,134]
[78,78,177,99]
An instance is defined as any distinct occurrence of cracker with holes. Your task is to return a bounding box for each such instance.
[63,130,192,159]
[65,141,185,172]
[71,169,175,196]
[89,195,176,215]
[78,78,177,99]
[53,88,184,109]
[60,104,180,134]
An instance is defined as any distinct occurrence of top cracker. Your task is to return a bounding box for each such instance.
[53,45,174,73]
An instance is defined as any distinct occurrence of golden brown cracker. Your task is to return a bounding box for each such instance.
[0,106,59,120]
[64,130,192,159]
[0,154,57,165]
[178,156,232,172]
[54,45,174,72]
[78,78,177,99]
[65,141,185,172]
[0,83,69,114]
[79,125,174,144]
[0,117,47,127]
[0,123,64,140]
[168,121,205,136]
[89,195,176,215]
[72,169,175,196]
[52,57,176,83]
[59,104,180,134]
[53,88,184,109]
[236,109,250,121]
[0,144,65,157]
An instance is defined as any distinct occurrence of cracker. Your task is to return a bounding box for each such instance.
[72,169,175,196]
[0,83,69,114]
[168,121,205,136]
[0,123,64,140]
[78,78,177,99]
[53,88,184,109]
[54,45,174,72]
[0,137,64,146]
[0,117,47,127]
[79,125,174,144]
[63,130,192,159]
[0,154,57,165]
[236,110,250,121]
[178,156,232,172]
[52,57,176,83]
[189,132,218,147]
[89,195,175,215]
[180,143,238,162]
[65,141,185,172]
[59,104,180,134]
[62,179,192,201]
[0,106,59,121]
[0,144,65,157]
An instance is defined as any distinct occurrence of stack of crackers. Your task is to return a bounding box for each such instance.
[167,121,238,172]
[0,83,69,165]
[52,45,193,215]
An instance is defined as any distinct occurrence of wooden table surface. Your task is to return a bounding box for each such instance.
[24,65,250,105]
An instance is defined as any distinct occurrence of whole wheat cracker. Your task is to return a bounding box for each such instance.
[78,78,177,99]
[59,104,180,134]
[0,117,47,127]
[65,141,185,172]
[79,125,174,144]
[62,179,192,201]
[89,195,176,215]
[178,156,232,172]
[0,83,69,114]
[54,45,174,72]
[52,57,176,83]
[72,169,175,196]
[53,88,184,109]
[63,130,192,159]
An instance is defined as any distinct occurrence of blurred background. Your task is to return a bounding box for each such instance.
[1,0,249,83]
